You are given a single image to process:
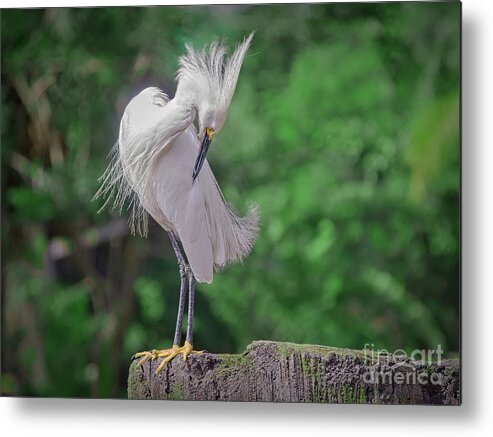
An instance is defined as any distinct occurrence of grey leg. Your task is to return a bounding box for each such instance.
[185,271,196,345]
[168,232,187,346]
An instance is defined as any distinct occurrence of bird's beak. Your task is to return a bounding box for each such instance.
[192,127,214,181]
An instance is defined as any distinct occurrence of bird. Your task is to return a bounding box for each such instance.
[94,33,258,373]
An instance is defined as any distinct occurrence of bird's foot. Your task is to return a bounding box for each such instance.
[133,342,204,374]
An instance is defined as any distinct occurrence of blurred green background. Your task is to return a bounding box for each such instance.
[1,2,460,398]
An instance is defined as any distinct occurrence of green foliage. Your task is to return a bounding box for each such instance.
[1,2,459,398]
[406,93,459,202]
[134,277,166,323]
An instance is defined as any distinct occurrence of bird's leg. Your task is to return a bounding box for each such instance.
[185,269,196,347]
[169,232,188,347]
[133,233,186,371]
[133,232,202,374]
[186,270,196,345]
[151,267,204,373]
[171,262,187,346]
[174,267,204,362]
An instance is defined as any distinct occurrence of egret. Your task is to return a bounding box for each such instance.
[94,33,258,373]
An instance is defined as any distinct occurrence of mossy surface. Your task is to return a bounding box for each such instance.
[128,340,460,404]
[254,340,367,361]
[127,360,151,400]
[165,383,184,401]
[213,352,254,380]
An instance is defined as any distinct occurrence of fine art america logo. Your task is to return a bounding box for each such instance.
[362,343,444,386]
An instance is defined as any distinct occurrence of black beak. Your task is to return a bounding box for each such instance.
[192,129,213,181]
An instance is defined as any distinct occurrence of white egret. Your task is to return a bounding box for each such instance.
[94,33,258,373]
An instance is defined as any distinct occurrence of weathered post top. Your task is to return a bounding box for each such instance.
[128,340,460,404]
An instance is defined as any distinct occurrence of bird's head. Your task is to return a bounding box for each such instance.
[175,32,254,180]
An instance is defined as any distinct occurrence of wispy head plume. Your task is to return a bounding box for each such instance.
[176,32,254,111]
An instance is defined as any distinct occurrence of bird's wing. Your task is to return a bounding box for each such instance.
[119,96,195,201]
[200,163,259,271]
[176,181,214,284]
[146,126,214,284]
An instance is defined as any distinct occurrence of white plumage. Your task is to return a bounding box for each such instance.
[95,33,258,285]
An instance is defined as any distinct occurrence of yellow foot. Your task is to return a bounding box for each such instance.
[133,342,204,374]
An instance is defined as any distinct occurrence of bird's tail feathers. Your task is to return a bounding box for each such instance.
[210,199,260,272]
[226,201,259,266]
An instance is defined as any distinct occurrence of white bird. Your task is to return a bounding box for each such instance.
[94,33,258,372]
